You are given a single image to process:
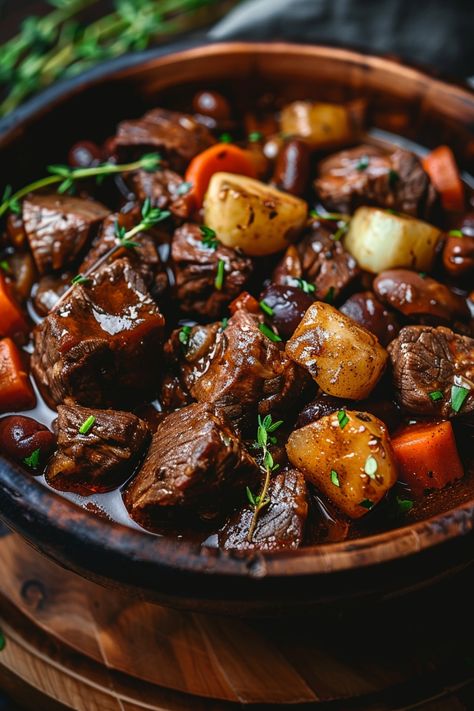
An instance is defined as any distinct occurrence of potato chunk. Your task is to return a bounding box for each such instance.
[344,207,441,274]
[286,411,398,518]
[203,172,307,256]
[280,101,352,149]
[286,302,388,400]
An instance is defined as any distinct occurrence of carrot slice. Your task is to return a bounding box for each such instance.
[0,338,35,412]
[229,291,260,315]
[392,420,464,496]
[422,145,465,212]
[185,143,257,209]
[0,272,29,339]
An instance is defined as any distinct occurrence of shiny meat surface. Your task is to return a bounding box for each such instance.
[128,169,193,220]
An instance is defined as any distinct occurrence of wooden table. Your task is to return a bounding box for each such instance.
[0,529,473,710]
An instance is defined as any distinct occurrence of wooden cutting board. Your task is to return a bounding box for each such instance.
[0,531,474,710]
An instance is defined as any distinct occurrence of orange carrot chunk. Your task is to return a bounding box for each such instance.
[0,338,36,412]
[185,143,257,209]
[0,272,29,340]
[423,145,465,212]
[229,291,260,315]
[392,420,464,496]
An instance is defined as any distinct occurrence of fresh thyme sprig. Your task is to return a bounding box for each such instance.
[114,198,170,248]
[246,414,283,542]
[0,153,161,219]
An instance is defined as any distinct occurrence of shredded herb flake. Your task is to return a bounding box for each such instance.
[330,469,340,487]
[179,325,192,348]
[359,498,374,510]
[297,278,316,294]
[23,448,40,470]
[71,274,90,286]
[220,317,229,331]
[395,496,413,514]
[448,229,463,237]
[215,258,226,290]
[337,410,349,429]
[219,132,233,143]
[388,169,400,187]
[325,286,335,304]
[356,156,369,171]
[259,300,274,317]
[258,322,282,342]
[248,131,263,143]
[429,390,443,402]
[79,415,96,435]
[451,384,469,413]
[247,414,283,540]
[200,225,218,250]
[0,260,10,273]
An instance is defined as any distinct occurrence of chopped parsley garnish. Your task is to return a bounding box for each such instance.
[23,448,41,470]
[219,132,233,143]
[418,272,427,279]
[332,223,349,241]
[259,300,274,317]
[0,260,10,273]
[359,498,374,510]
[215,258,226,290]
[364,455,378,479]
[330,469,340,487]
[337,410,349,429]
[297,278,316,294]
[200,225,218,250]
[388,169,400,187]
[79,415,96,435]
[325,286,335,304]
[429,390,443,402]
[71,274,90,286]
[356,156,369,171]
[451,384,469,413]
[395,496,413,514]
[310,209,346,222]
[247,414,283,540]
[448,229,463,238]
[0,629,5,651]
[177,181,192,196]
[258,322,282,342]
[178,325,192,348]
[220,317,229,331]
[248,131,263,143]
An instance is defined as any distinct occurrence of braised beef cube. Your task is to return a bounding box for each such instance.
[46,404,149,495]
[112,108,215,172]
[273,221,359,301]
[172,223,253,319]
[340,291,400,346]
[23,195,109,275]
[31,258,165,407]
[219,468,308,551]
[128,169,193,220]
[124,402,259,527]
[388,325,474,417]
[190,309,311,431]
[79,213,169,298]
[314,145,436,218]
[33,272,73,316]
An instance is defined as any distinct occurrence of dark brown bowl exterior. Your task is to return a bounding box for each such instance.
[0,42,473,615]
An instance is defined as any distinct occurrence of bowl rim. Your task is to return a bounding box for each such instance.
[0,39,473,581]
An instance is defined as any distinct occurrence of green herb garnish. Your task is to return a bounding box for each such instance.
[418,272,427,279]
[359,498,374,510]
[448,229,463,238]
[247,414,283,541]
[115,199,170,249]
[451,384,470,413]
[0,260,10,273]
[388,169,400,187]
[23,448,40,470]
[364,455,378,479]
[178,325,192,348]
[79,415,96,435]
[0,153,162,218]
[248,131,263,143]
[220,317,229,331]
[219,132,233,143]
[325,286,335,304]
[395,496,413,514]
[296,278,316,294]
[0,629,5,651]
[310,209,348,222]
[71,274,90,286]
[429,390,443,402]
[259,300,274,317]
[330,469,340,487]
[258,322,282,343]
[332,223,349,241]
[356,156,369,171]
[337,410,349,429]
[200,225,218,250]
[215,258,226,291]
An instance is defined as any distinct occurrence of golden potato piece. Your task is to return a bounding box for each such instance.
[203,172,307,257]
[286,410,398,518]
[286,302,388,400]
[344,207,441,274]
[280,101,352,149]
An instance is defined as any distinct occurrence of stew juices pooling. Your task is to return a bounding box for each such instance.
[0,90,473,552]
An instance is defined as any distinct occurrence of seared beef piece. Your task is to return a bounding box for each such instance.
[31,258,165,407]
[340,291,400,347]
[124,402,259,527]
[23,195,109,275]
[273,220,359,301]
[219,468,308,551]
[112,108,215,173]
[127,169,193,220]
[388,325,474,417]
[190,309,311,432]
[33,272,73,316]
[314,145,436,218]
[47,404,149,495]
[172,223,253,319]
[296,392,400,432]
[79,213,169,298]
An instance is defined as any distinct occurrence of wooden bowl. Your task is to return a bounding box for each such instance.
[0,42,473,616]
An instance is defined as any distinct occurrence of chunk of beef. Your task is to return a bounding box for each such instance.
[112,108,215,172]
[123,402,259,527]
[190,309,311,432]
[172,223,253,319]
[339,291,400,346]
[46,404,149,495]
[31,258,165,407]
[273,220,360,301]
[218,468,308,551]
[33,272,73,316]
[314,145,436,217]
[127,169,193,220]
[79,213,169,297]
[23,195,109,274]
[388,325,474,417]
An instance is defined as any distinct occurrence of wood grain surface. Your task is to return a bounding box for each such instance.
[0,533,474,708]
